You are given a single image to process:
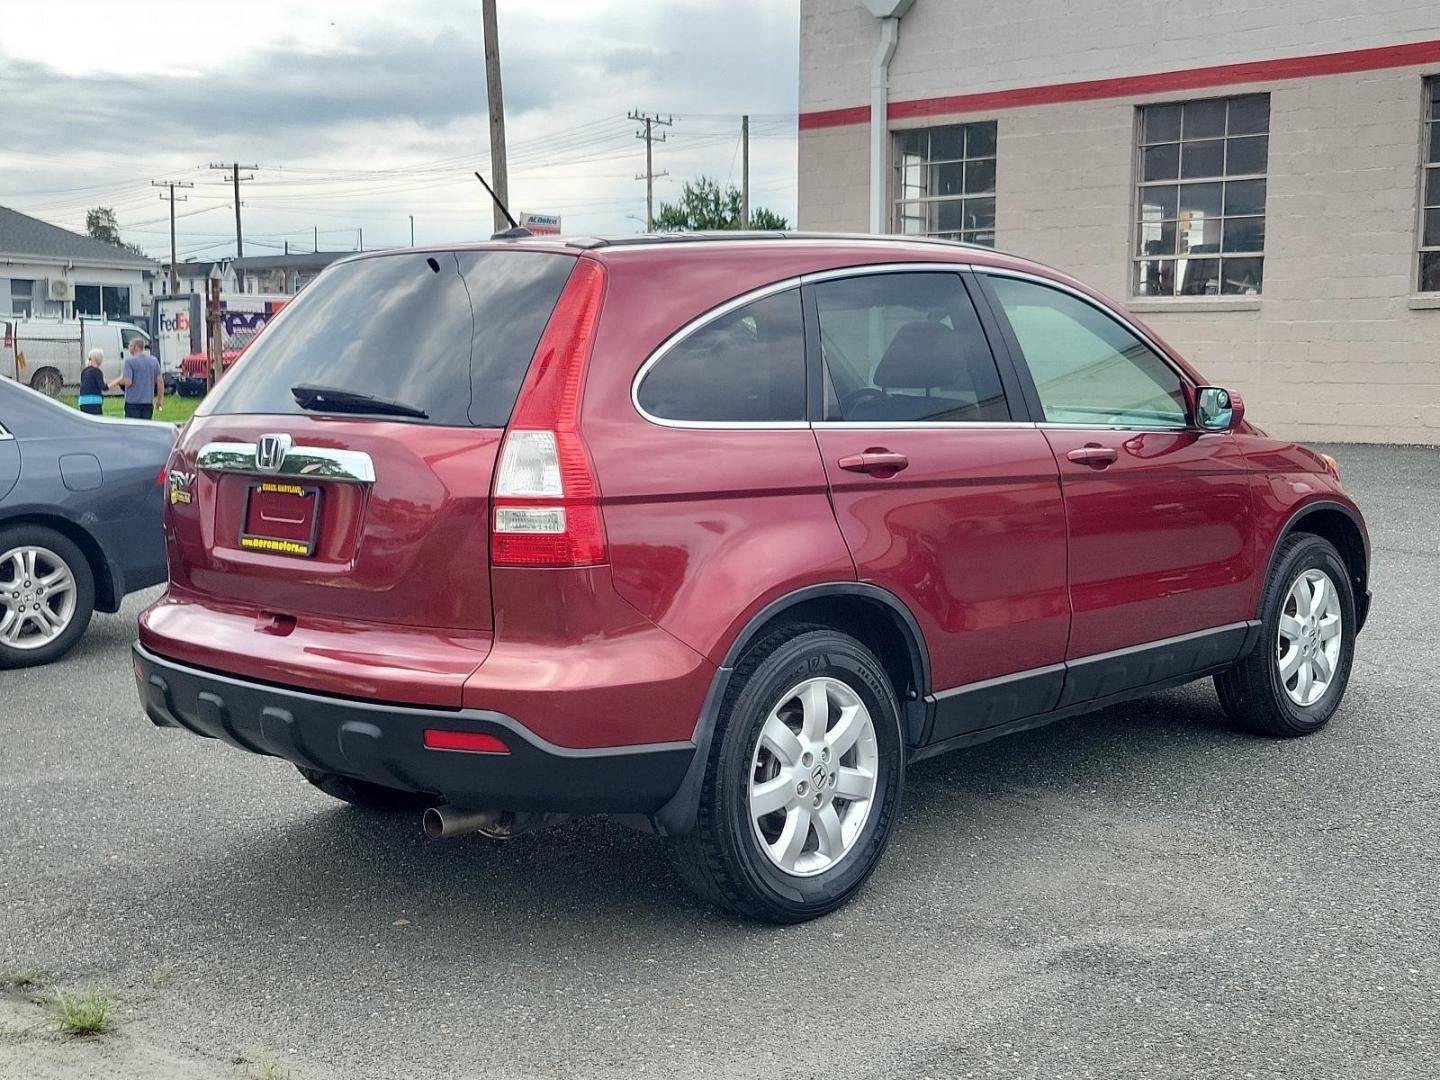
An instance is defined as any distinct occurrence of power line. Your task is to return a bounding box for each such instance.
[209,163,257,256]
[629,111,672,231]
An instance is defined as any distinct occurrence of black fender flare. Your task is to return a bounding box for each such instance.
[652,581,930,837]
[1263,498,1371,631]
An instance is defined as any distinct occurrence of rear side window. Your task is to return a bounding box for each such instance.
[201,250,574,427]
[637,289,805,423]
[813,271,1011,423]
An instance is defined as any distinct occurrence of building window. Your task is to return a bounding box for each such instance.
[1420,79,1440,291]
[9,279,33,317]
[73,285,132,318]
[1134,94,1269,297]
[893,121,997,246]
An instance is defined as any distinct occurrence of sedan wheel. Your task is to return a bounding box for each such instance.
[0,545,79,649]
[0,525,95,669]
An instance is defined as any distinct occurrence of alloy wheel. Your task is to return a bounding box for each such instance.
[1276,568,1342,707]
[748,676,879,877]
[0,546,78,650]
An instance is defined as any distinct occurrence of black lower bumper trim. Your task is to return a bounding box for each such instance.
[133,643,694,815]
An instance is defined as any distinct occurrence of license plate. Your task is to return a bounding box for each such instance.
[241,482,321,557]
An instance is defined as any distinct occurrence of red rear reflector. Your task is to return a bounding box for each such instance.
[156,467,167,485]
[422,729,510,755]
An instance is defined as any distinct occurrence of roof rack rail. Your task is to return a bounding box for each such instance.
[563,231,1000,255]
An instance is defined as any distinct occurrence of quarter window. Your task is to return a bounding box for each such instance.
[637,289,806,423]
[813,272,1010,423]
[1134,94,1268,297]
[1420,79,1440,291]
[988,276,1187,428]
[893,122,997,246]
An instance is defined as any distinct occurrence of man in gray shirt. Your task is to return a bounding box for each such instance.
[110,337,164,419]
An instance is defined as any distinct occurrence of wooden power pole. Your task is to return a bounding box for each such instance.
[741,115,750,229]
[152,179,194,294]
[629,111,672,231]
[481,0,511,234]
[209,162,256,257]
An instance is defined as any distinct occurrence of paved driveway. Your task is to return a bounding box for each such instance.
[1,444,1436,1079]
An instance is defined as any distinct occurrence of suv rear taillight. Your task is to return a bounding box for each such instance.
[492,258,607,567]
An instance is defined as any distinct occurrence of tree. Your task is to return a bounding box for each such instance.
[653,177,789,232]
[85,206,148,257]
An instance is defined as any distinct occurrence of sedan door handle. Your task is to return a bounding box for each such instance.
[1066,445,1118,468]
[837,450,910,476]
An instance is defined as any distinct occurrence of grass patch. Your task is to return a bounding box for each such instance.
[253,1064,293,1080]
[45,987,113,1036]
[0,968,43,990]
[56,393,203,424]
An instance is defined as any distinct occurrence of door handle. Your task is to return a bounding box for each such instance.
[1065,445,1118,468]
[837,450,910,475]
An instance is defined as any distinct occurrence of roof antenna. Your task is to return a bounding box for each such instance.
[475,171,529,239]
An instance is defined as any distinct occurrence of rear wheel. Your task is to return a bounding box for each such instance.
[665,625,905,923]
[29,368,63,397]
[1216,534,1356,737]
[297,767,432,811]
[0,525,95,669]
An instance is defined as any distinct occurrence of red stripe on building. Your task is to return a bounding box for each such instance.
[799,38,1440,130]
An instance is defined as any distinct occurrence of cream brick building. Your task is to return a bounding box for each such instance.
[798,0,1440,443]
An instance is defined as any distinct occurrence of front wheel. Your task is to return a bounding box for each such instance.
[1216,534,1356,737]
[29,368,64,397]
[665,626,905,923]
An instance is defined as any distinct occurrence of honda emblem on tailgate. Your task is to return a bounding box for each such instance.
[255,433,292,472]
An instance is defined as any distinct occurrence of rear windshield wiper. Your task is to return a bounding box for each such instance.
[291,384,429,420]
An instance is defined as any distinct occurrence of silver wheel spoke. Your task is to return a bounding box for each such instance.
[36,567,69,589]
[1308,575,1326,617]
[36,604,67,632]
[1294,660,1313,703]
[1278,614,1303,642]
[798,681,830,743]
[0,609,19,644]
[833,765,874,801]
[750,775,794,819]
[1319,614,1341,641]
[827,702,866,758]
[812,805,844,858]
[1289,579,1312,619]
[774,805,812,870]
[760,715,803,768]
[1311,647,1332,683]
[1278,644,1303,681]
[20,549,37,582]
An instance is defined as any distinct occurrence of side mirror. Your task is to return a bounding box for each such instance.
[1195,386,1242,431]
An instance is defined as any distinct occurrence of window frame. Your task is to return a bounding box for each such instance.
[890,121,999,247]
[975,267,1202,432]
[1131,93,1270,299]
[1417,77,1440,293]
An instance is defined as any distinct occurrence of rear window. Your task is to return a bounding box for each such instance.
[199,250,574,427]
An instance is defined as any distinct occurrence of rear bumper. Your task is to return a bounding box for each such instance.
[133,642,695,815]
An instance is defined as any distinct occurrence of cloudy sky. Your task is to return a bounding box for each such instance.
[1,0,800,261]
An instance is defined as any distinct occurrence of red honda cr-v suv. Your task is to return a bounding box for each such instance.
[134,234,1369,923]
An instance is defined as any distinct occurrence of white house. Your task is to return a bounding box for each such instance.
[0,205,157,319]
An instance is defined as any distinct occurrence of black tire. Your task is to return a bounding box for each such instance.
[1215,533,1356,737]
[29,368,63,397]
[297,767,432,811]
[0,524,95,669]
[665,624,905,923]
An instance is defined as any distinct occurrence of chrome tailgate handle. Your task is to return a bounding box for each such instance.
[196,441,376,484]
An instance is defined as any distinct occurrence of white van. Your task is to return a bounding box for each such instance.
[0,317,150,395]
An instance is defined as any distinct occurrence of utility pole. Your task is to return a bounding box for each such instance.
[358,228,364,252]
[741,115,750,229]
[209,162,256,257]
[152,179,194,295]
[313,226,318,253]
[629,110,672,231]
[409,215,415,246]
[481,0,511,234]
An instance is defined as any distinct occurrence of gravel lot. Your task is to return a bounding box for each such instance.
[1,444,1436,1080]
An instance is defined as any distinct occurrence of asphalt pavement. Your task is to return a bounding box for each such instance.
[1,443,1436,1079]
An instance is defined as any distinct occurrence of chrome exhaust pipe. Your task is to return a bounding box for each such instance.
[422,806,568,841]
